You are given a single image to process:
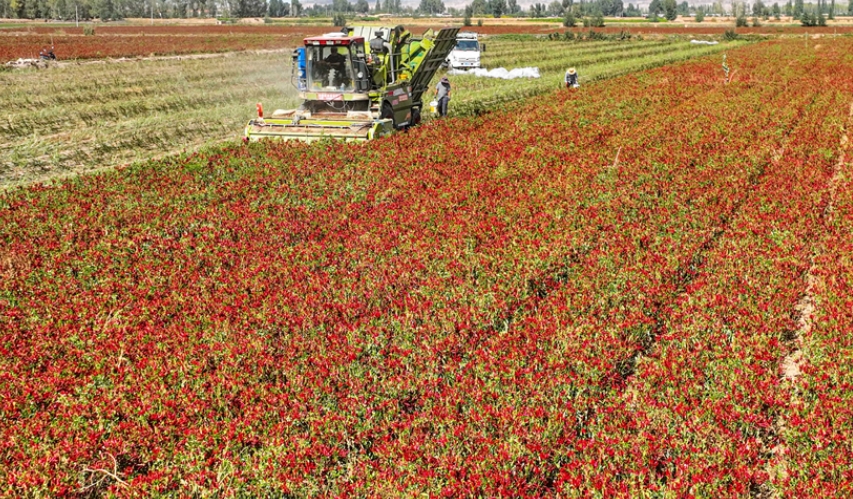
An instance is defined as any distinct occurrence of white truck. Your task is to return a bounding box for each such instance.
[445,32,482,69]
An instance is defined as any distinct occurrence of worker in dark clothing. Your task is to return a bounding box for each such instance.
[320,48,348,88]
[433,76,451,117]
[39,46,56,61]
[565,67,579,88]
[323,49,346,72]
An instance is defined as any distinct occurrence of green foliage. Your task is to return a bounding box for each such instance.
[591,12,605,26]
[799,11,825,25]
[751,16,761,26]
[548,29,630,41]
[582,14,604,27]
[477,17,484,25]
[663,0,677,20]
[648,0,661,16]
[83,24,95,36]
[268,0,290,16]
[463,14,472,25]
[332,12,347,25]
[694,9,705,21]
[735,15,748,26]
[563,11,576,25]
[233,0,267,17]
[724,28,740,40]
[585,28,608,39]
[417,0,445,15]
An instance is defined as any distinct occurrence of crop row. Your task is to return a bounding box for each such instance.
[452,38,736,116]
[0,32,314,62]
[783,83,853,494]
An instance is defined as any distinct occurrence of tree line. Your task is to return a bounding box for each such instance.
[1,0,851,22]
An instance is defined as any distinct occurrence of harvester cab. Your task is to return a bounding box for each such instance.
[245,25,460,143]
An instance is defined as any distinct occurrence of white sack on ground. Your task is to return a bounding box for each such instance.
[448,67,541,79]
[690,40,719,45]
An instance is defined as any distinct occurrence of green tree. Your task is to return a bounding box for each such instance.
[694,7,704,19]
[662,0,676,19]
[591,9,604,23]
[529,2,544,16]
[417,0,440,13]
[268,0,290,16]
[647,0,661,16]
[546,0,561,14]
[487,0,506,16]
[829,0,834,18]
[784,0,791,15]
[508,0,519,13]
[793,0,802,17]
[234,0,265,16]
[848,0,853,15]
[612,0,624,15]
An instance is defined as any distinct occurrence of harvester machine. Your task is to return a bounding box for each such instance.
[245,25,460,143]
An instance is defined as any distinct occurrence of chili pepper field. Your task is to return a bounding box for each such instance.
[2,37,853,497]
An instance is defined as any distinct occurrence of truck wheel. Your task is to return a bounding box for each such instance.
[381,102,396,129]
[411,107,421,127]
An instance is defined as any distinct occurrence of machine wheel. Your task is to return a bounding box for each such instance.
[411,107,422,127]
[381,102,397,129]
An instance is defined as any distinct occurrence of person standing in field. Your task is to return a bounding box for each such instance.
[565,67,579,88]
[434,76,451,117]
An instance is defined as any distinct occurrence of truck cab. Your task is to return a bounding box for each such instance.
[446,32,481,69]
